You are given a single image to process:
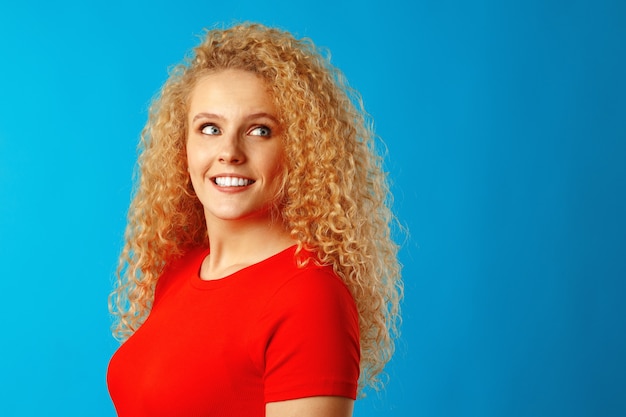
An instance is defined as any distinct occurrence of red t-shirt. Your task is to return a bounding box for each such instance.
[107,245,360,416]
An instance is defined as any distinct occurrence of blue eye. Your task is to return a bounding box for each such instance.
[201,124,221,135]
[250,126,271,137]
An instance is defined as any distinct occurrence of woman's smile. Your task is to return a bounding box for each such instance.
[212,176,256,187]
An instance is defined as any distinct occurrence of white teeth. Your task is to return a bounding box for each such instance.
[214,177,253,187]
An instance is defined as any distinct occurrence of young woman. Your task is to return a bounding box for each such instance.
[107,23,402,417]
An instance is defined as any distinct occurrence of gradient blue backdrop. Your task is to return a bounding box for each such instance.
[1,0,624,416]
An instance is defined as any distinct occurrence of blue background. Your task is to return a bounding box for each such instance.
[1,0,624,416]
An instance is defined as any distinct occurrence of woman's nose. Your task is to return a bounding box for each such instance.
[218,135,245,164]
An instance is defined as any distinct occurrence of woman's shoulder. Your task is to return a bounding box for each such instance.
[266,259,356,316]
[154,246,209,299]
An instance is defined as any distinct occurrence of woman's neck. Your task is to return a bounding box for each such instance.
[201,215,295,280]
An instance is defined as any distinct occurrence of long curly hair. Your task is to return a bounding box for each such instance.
[109,23,403,392]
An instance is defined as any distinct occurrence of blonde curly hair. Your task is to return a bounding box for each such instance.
[109,23,403,392]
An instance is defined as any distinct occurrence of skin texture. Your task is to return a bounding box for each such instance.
[266,396,354,417]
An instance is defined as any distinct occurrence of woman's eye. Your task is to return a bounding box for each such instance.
[201,124,221,135]
[249,126,272,137]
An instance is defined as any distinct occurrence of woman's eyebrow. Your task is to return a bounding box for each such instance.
[246,112,279,124]
[192,112,224,122]
[191,112,279,123]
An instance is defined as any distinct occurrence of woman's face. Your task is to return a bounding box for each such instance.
[186,69,284,225]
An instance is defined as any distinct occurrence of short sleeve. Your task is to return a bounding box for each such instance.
[252,268,360,403]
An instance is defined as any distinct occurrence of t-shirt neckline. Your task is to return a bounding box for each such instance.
[189,245,297,290]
